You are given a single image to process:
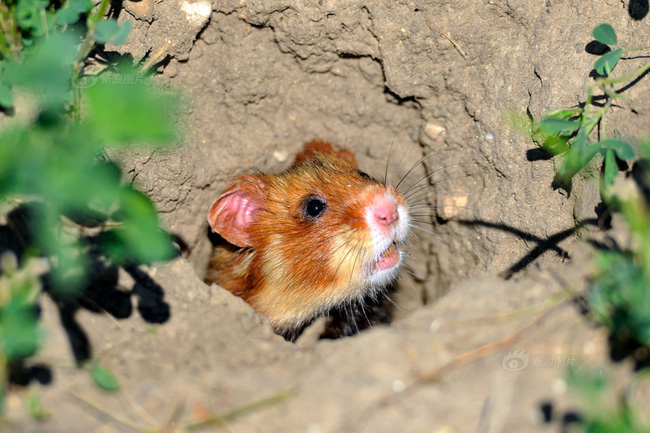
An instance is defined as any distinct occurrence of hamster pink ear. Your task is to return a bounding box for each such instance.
[208,175,265,248]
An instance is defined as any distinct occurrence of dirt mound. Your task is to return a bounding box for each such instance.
[6,1,650,432]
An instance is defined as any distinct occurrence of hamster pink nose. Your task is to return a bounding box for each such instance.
[372,197,399,226]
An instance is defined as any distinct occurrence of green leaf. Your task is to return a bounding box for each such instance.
[594,48,622,76]
[94,19,132,45]
[55,7,79,25]
[0,126,28,200]
[592,23,618,46]
[100,188,175,264]
[600,139,634,160]
[541,134,570,155]
[0,82,13,108]
[71,0,94,12]
[590,251,650,347]
[56,0,93,24]
[84,80,178,145]
[603,148,616,188]
[539,119,581,135]
[555,131,599,182]
[91,364,120,391]
[86,160,123,212]
[0,295,41,360]
[545,107,583,120]
[50,243,88,295]
[35,206,89,296]
[14,0,52,37]
[2,33,77,109]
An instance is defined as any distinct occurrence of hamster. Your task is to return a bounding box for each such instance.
[205,140,411,341]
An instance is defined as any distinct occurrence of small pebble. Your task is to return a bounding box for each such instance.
[273,150,288,162]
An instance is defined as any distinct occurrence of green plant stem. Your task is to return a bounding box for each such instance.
[577,80,612,141]
[39,8,48,39]
[598,89,614,141]
[76,0,111,68]
[590,60,650,153]
[0,3,20,60]
[584,99,611,138]
[0,353,6,413]
[624,45,650,52]
[0,27,10,59]
[70,0,111,119]
[585,85,594,110]
[0,35,9,59]
[597,60,650,87]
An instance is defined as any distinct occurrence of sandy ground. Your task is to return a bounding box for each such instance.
[3,0,650,432]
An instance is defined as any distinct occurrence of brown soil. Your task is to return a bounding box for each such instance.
[5,1,650,432]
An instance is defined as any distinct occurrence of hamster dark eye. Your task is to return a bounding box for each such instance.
[304,196,327,219]
[357,170,371,180]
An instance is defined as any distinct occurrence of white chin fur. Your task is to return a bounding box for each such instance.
[367,249,405,288]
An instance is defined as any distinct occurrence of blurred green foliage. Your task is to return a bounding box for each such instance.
[508,23,650,432]
[591,251,650,345]
[509,28,650,350]
[589,142,650,351]
[0,255,40,362]
[0,3,178,292]
[0,0,179,413]
[0,254,42,412]
[567,365,650,433]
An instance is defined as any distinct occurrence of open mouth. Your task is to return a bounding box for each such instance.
[375,239,400,272]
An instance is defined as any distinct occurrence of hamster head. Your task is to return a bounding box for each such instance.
[208,142,410,334]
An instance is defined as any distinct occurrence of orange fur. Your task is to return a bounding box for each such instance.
[293,139,357,167]
[206,142,406,337]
